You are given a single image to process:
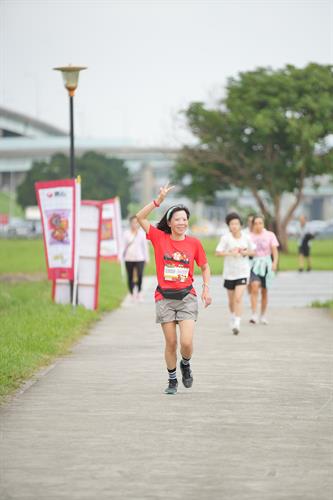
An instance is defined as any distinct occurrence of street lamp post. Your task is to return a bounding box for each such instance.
[53,65,87,178]
[53,65,87,305]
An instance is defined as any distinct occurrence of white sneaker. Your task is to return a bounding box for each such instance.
[260,316,268,325]
[232,317,240,335]
[229,314,236,329]
[249,314,258,324]
[131,293,137,303]
[137,292,144,303]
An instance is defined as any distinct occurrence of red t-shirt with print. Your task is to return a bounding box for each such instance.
[147,225,208,302]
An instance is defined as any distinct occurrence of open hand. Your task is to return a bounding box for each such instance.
[157,182,175,204]
[201,289,212,308]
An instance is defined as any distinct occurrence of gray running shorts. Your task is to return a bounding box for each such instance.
[155,293,198,324]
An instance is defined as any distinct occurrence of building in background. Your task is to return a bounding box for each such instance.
[0,106,66,191]
[0,106,332,223]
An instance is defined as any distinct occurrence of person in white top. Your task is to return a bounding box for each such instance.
[216,212,255,335]
[123,216,149,301]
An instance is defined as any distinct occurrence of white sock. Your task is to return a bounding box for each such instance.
[234,316,241,328]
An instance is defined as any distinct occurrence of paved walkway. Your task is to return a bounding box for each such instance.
[1,272,332,500]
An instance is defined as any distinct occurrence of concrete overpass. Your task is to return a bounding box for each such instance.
[0,136,178,162]
[0,106,179,204]
[0,106,66,138]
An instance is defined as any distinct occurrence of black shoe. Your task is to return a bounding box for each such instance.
[180,361,193,388]
[165,379,178,395]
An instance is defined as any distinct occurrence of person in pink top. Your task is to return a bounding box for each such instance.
[249,215,279,324]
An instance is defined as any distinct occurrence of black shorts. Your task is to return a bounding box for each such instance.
[298,244,310,257]
[250,271,267,289]
[224,278,247,290]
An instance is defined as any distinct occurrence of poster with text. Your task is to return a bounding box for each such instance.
[35,179,79,280]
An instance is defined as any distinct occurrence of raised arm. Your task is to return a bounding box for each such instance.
[136,183,174,233]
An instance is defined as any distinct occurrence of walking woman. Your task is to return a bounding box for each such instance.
[136,183,212,395]
[216,212,255,335]
[249,215,279,324]
[123,215,149,302]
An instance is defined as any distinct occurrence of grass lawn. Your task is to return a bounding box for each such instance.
[311,300,333,311]
[0,240,126,401]
[0,239,46,274]
[277,239,333,271]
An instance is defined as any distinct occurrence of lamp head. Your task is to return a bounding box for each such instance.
[53,64,87,96]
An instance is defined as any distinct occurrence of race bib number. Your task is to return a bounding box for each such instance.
[164,265,189,282]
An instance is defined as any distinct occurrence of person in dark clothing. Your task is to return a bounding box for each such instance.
[298,216,315,272]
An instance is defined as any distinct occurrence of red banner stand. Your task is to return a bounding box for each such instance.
[52,200,103,310]
[100,197,123,261]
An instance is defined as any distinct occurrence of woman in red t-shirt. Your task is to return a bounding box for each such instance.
[136,183,212,395]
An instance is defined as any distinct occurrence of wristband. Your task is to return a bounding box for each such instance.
[153,199,160,208]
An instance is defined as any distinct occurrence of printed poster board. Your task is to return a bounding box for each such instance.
[35,179,80,281]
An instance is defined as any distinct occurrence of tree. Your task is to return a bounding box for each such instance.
[174,63,333,250]
[17,151,131,216]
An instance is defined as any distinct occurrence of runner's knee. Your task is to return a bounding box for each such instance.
[180,339,192,352]
[165,338,177,353]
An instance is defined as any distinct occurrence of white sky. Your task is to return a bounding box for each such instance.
[1,0,332,146]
